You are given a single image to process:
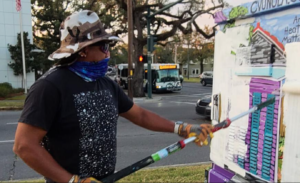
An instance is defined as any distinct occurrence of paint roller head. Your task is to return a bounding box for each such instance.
[257,97,275,110]
[283,82,300,95]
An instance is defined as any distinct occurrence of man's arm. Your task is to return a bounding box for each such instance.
[13,123,73,183]
[120,104,175,133]
[120,104,214,147]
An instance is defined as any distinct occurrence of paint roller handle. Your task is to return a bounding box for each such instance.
[100,138,195,183]
[210,97,275,133]
[211,118,232,133]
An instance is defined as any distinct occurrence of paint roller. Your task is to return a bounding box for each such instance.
[100,97,275,183]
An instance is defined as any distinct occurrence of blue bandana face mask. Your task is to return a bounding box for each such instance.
[68,58,110,82]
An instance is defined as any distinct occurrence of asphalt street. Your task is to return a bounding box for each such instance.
[0,82,212,181]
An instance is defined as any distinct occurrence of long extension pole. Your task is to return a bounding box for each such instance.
[100,97,275,183]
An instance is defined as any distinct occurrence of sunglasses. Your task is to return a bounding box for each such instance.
[91,42,110,54]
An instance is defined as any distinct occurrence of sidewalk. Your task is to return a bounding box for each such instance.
[123,91,162,103]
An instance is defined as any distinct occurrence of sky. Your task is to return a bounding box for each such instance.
[121,0,256,43]
[195,0,255,28]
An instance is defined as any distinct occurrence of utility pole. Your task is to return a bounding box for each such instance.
[174,44,178,64]
[127,0,133,99]
[146,0,183,99]
[16,0,27,94]
[187,38,190,80]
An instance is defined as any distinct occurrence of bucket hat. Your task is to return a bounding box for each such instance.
[48,10,122,60]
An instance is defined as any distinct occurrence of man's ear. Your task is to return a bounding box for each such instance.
[81,47,88,54]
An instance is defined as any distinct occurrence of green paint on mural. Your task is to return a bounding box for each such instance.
[229,6,249,19]
[248,25,255,45]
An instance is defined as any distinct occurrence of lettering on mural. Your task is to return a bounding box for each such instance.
[251,0,299,14]
[282,15,300,43]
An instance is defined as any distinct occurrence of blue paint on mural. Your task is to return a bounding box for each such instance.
[216,0,300,24]
[217,4,300,47]
[251,12,300,45]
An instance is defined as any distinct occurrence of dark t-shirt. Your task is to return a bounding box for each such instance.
[19,67,133,180]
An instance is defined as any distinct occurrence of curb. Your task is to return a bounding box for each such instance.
[0,107,23,111]
[133,97,162,103]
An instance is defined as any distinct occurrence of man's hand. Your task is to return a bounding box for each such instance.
[72,175,102,183]
[177,123,214,146]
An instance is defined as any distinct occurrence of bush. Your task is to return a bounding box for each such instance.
[12,88,25,93]
[0,82,24,98]
[0,85,12,98]
[0,82,13,90]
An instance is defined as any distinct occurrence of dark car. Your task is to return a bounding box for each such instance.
[200,71,213,86]
[195,95,212,118]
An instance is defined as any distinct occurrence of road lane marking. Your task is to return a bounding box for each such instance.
[0,140,14,144]
[160,93,211,98]
[172,102,195,105]
[7,122,18,125]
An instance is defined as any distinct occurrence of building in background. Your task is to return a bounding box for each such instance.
[181,57,214,78]
[0,0,34,88]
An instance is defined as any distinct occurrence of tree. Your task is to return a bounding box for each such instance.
[32,0,224,97]
[110,44,129,65]
[8,32,48,83]
[8,32,35,87]
[31,0,74,73]
[31,0,124,72]
[108,0,223,97]
[155,45,174,63]
[175,28,214,74]
[190,28,215,73]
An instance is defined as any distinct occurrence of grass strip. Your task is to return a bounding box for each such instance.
[183,77,200,83]
[0,100,24,108]
[5,95,27,100]
[7,164,210,183]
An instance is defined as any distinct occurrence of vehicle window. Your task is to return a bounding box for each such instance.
[157,69,179,82]
[169,69,179,81]
[203,72,212,77]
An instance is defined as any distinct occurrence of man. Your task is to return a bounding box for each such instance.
[13,10,213,183]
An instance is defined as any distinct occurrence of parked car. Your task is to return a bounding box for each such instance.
[195,95,212,118]
[200,71,213,86]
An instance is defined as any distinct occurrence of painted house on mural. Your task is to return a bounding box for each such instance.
[206,0,300,183]
[0,0,34,88]
[250,22,286,66]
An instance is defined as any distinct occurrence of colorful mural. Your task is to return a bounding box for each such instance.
[215,1,300,78]
[209,1,300,182]
[217,1,300,47]
[246,78,281,181]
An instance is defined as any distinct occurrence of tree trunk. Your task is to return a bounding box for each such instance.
[132,41,145,97]
[200,58,204,74]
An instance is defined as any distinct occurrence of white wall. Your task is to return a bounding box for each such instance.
[0,0,34,89]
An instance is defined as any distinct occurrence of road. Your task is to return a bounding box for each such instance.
[0,82,212,181]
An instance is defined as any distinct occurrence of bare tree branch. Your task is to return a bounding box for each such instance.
[134,3,162,13]
[193,22,217,39]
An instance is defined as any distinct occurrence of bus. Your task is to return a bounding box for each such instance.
[116,63,182,92]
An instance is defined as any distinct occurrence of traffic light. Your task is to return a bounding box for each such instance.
[150,35,157,52]
[139,55,148,63]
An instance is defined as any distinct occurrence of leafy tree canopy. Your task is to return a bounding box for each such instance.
[31,0,224,97]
